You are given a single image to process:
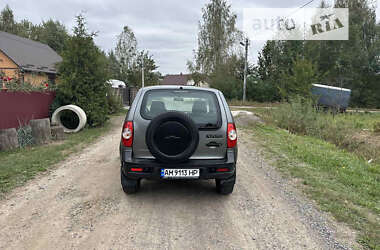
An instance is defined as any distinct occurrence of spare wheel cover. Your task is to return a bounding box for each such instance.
[146,111,199,163]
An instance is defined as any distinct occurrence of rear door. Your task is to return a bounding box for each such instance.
[132,88,227,160]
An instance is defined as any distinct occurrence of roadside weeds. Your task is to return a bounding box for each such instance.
[250,123,379,249]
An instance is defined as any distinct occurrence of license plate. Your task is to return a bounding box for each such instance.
[161,169,200,179]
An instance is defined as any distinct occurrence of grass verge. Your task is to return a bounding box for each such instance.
[0,115,122,197]
[228,99,281,107]
[247,99,380,165]
[252,124,379,249]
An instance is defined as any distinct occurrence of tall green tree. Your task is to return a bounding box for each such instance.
[37,20,69,54]
[14,19,35,39]
[187,61,206,87]
[208,55,245,99]
[128,50,159,87]
[194,0,241,74]
[115,26,138,83]
[0,5,16,33]
[112,26,160,86]
[257,40,304,101]
[189,0,245,99]
[106,50,121,80]
[278,58,318,99]
[257,0,380,107]
[57,15,109,127]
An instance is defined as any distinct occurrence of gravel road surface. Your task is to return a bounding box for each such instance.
[0,115,358,249]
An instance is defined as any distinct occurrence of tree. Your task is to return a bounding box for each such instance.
[187,61,206,86]
[57,15,109,127]
[115,26,138,83]
[0,5,16,33]
[257,40,304,101]
[106,50,121,80]
[111,26,161,86]
[128,50,159,87]
[257,0,380,107]
[0,6,68,55]
[14,19,35,39]
[188,0,245,99]
[245,66,279,102]
[208,55,245,99]
[37,20,69,54]
[194,0,242,74]
[278,58,318,99]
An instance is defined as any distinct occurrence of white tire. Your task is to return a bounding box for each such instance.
[51,105,87,133]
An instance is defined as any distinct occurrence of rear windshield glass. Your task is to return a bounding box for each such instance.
[140,89,221,128]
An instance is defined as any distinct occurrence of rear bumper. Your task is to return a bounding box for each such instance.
[121,150,236,180]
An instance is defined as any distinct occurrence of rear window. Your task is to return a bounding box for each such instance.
[140,89,221,129]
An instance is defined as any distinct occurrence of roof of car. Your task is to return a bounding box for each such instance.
[141,85,220,93]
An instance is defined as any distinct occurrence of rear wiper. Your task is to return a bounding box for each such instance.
[199,123,217,129]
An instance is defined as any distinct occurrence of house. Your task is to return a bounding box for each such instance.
[160,73,209,88]
[0,31,62,86]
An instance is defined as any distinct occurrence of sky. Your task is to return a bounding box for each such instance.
[1,0,379,74]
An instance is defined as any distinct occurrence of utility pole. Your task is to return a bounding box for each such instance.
[141,57,145,88]
[241,38,249,103]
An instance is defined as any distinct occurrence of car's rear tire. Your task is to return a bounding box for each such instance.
[121,170,140,194]
[216,172,236,195]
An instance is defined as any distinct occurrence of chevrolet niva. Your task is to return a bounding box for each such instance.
[120,86,237,194]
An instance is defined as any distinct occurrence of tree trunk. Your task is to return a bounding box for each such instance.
[30,118,51,145]
[0,128,19,151]
[51,125,65,140]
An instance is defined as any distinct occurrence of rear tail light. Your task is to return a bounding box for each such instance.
[216,168,229,172]
[227,123,237,148]
[130,168,143,172]
[122,121,133,147]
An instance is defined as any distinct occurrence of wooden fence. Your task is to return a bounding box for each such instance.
[110,87,138,106]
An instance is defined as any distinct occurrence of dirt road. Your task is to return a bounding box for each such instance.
[0,115,357,249]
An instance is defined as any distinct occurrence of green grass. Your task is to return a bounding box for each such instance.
[332,112,380,132]
[0,115,121,196]
[234,103,380,164]
[253,107,380,132]
[227,99,281,107]
[251,124,380,249]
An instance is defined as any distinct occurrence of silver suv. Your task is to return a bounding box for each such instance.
[120,86,237,194]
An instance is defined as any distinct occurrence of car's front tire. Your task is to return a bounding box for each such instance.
[216,172,236,195]
[121,170,140,194]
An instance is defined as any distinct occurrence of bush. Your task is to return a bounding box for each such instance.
[271,97,353,142]
[246,78,280,102]
[209,72,242,100]
[271,97,318,135]
[4,79,54,92]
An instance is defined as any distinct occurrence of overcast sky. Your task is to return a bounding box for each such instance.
[1,0,379,74]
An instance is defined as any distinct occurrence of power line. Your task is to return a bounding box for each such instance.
[286,0,316,19]
[298,0,317,10]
